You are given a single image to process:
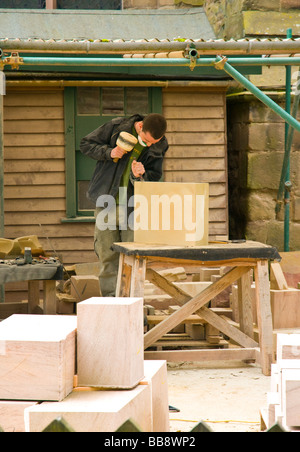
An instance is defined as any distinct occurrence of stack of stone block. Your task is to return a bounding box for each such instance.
[0,298,169,432]
[262,333,300,431]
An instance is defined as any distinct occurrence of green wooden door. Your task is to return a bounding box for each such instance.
[65,86,162,218]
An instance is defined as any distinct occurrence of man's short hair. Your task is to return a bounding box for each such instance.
[143,113,167,140]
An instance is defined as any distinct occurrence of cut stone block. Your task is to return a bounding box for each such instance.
[270,363,279,393]
[0,314,76,401]
[277,333,300,360]
[267,392,280,429]
[282,368,300,428]
[142,360,169,432]
[70,275,101,301]
[77,297,144,389]
[271,290,300,329]
[0,401,38,432]
[133,181,209,247]
[24,385,152,432]
[199,267,220,281]
[73,360,170,432]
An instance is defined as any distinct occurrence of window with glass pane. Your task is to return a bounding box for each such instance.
[73,86,156,215]
[77,87,100,115]
[0,0,45,7]
[77,181,95,211]
[127,87,149,115]
[0,0,122,9]
[102,87,124,116]
[57,0,122,9]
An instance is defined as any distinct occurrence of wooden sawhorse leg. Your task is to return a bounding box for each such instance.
[115,253,146,298]
[254,260,274,376]
[237,269,254,339]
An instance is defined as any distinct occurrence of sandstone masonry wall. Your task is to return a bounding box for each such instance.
[227,95,300,251]
[204,0,300,38]
[123,0,205,9]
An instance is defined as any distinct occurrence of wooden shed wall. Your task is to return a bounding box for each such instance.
[2,86,228,301]
[3,88,94,301]
[162,87,228,238]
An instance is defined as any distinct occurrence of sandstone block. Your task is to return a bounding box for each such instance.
[247,152,283,190]
[0,314,76,401]
[70,275,101,301]
[25,385,152,432]
[77,297,144,389]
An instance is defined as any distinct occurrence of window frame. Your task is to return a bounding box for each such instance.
[57,0,122,9]
[62,86,163,223]
[1,0,122,8]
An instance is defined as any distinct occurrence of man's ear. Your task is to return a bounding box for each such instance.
[136,121,143,133]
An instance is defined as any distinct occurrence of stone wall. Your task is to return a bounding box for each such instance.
[227,95,300,251]
[204,0,300,38]
[123,0,299,38]
[123,0,204,9]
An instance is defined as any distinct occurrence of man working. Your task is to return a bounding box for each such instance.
[80,113,168,297]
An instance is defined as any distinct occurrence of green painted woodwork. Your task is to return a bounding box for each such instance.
[63,86,162,220]
[64,88,77,219]
[57,0,121,8]
[116,418,143,432]
[42,417,75,432]
[190,420,213,432]
[0,0,44,7]
[266,422,287,432]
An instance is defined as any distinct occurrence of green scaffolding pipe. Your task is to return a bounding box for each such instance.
[276,74,300,213]
[19,57,194,67]
[284,28,293,252]
[19,57,300,66]
[215,57,300,66]
[215,56,300,133]
[3,56,300,68]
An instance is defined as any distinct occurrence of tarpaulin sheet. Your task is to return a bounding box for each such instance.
[0,263,63,284]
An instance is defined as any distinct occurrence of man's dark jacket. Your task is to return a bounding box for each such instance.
[80,114,169,206]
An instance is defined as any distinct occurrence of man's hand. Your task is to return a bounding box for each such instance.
[111,146,127,160]
[132,160,145,178]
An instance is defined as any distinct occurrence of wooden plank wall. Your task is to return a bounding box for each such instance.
[162,87,228,239]
[2,86,228,302]
[3,88,94,301]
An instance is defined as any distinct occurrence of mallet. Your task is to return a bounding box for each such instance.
[113,131,138,163]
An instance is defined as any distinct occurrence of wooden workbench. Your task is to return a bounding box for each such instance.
[0,261,64,315]
[112,241,281,376]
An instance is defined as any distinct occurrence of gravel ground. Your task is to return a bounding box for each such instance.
[167,360,271,433]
